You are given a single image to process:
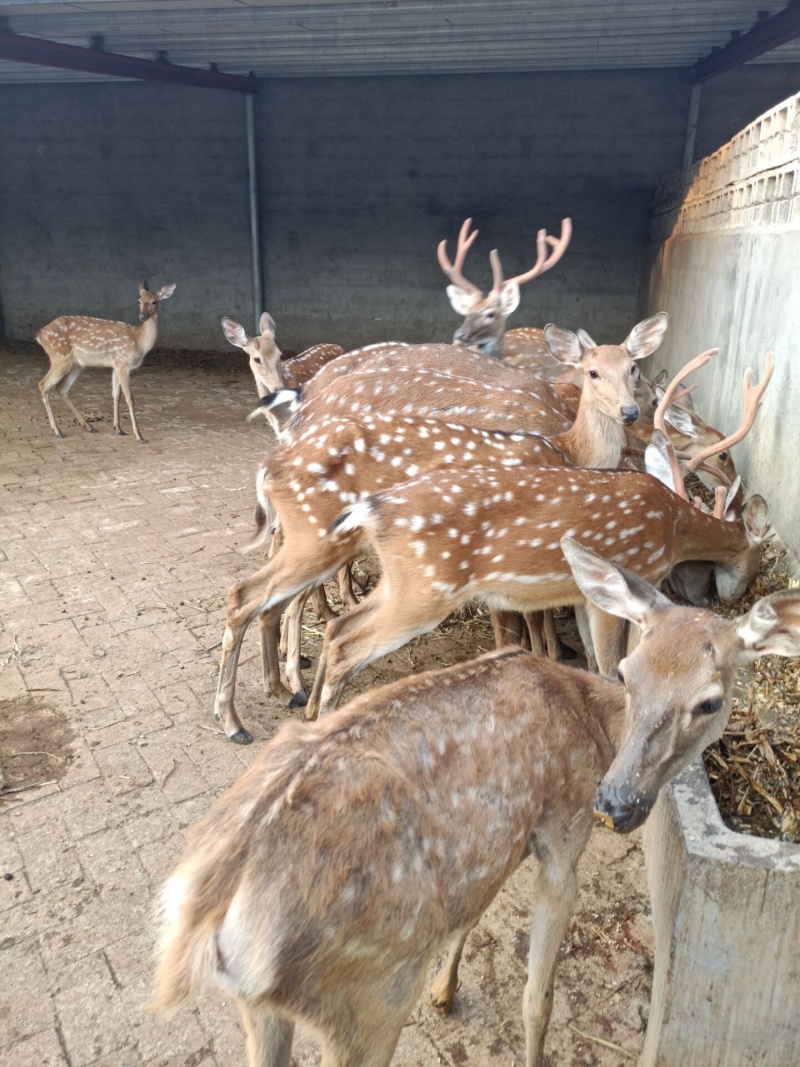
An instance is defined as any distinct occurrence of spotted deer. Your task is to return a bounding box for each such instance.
[299,351,773,717]
[221,313,344,399]
[438,216,572,359]
[226,317,672,734]
[437,217,660,414]
[36,280,176,442]
[153,537,800,1067]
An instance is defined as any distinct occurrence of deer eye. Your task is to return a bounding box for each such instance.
[253,357,262,365]
[695,696,724,716]
[631,365,640,378]
[611,667,625,684]
[589,369,600,380]
[718,451,728,462]
[485,311,495,320]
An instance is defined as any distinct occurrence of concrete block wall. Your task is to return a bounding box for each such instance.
[642,91,800,557]
[255,69,689,351]
[1,69,690,351]
[0,64,797,352]
[0,83,252,350]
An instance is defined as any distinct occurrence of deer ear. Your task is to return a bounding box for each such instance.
[497,281,520,316]
[561,537,670,628]
[663,404,696,437]
[742,494,769,542]
[623,312,669,360]
[259,312,276,338]
[221,318,249,349]
[445,285,477,316]
[544,324,582,367]
[643,430,678,492]
[139,280,149,294]
[736,589,800,658]
[157,284,176,301]
[576,328,597,351]
[652,369,668,389]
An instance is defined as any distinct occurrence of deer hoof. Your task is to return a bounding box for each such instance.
[228,726,253,745]
[136,436,147,444]
[299,655,312,669]
[289,690,309,708]
[429,993,454,1016]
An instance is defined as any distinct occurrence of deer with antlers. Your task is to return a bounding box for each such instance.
[437,216,660,415]
[153,537,800,1067]
[36,280,176,442]
[225,313,674,734]
[294,351,773,718]
[437,216,572,360]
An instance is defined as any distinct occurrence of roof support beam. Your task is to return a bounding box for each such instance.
[694,1,800,82]
[0,29,256,93]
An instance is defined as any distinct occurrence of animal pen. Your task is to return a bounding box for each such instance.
[1,3,799,1067]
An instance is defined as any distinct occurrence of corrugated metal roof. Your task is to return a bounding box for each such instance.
[0,0,798,83]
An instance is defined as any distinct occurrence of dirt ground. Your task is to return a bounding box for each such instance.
[0,341,653,1067]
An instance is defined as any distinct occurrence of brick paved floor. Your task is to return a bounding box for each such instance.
[1,342,653,1066]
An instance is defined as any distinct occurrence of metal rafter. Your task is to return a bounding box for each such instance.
[694,1,800,81]
[0,28,256,91]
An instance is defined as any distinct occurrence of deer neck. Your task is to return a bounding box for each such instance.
[552,401,626,469]
[575,671,628,757]
[134,311,159,357]
[675,502,748,565]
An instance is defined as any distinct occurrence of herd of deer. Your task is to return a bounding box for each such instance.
[34,219,798,1067]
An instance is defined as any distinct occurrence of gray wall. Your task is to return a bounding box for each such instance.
[0,83,251,350]
[0,64,796,352]
[694,64,800,162]
[642,91,800,555]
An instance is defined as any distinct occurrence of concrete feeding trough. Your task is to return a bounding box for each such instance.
[640,757,800,1066]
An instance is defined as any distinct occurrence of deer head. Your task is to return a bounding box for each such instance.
[138,281,176,322]
[544,312,668,427]
[563,537,800,833]
[222,312,283,395]
[438,218,572,358]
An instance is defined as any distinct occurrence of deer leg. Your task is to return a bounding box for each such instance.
[429,928,470,1015]
[279,591,312,669]
[39,363,70,437]
[337,563,360,610]
[523,858,580,1067]
[215,542,355,742]
[540,609,577,662]
[319,976,424,1067]
[491,609,526,648]
[311,583,339,623]
[257,611,295,706]
[574,604,598,672]
[307,585,451,719]
[114,365,145,442]
[283,588,313,707]
[522,612,547,656]
[236,997,294,1067]
[111,369,125,435]
[57,365,95,433]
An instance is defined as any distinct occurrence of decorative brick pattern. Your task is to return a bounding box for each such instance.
[651,92,800,239]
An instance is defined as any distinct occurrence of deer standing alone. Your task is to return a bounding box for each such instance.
[36,280,176,442]
[153,538,800,1067]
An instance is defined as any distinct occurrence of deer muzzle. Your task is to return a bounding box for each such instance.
[593,780,653,833]
[620,404,640,425]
